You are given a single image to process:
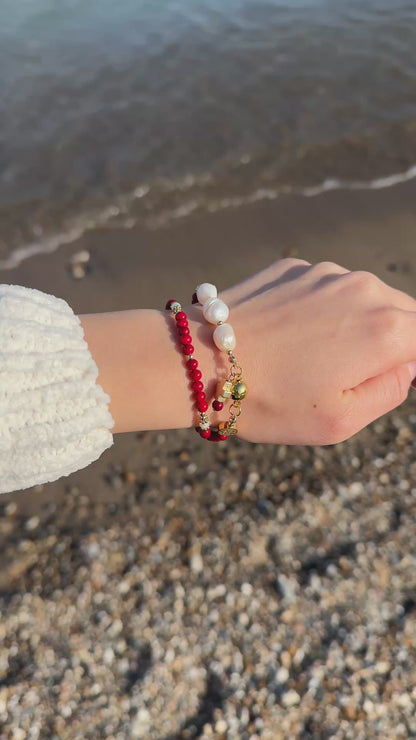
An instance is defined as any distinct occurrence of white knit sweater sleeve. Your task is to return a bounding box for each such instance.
[0,284,115,495]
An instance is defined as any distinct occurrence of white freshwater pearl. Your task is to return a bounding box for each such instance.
[203,298,229,324]
[196,283,217,305]
[213,323,236,351]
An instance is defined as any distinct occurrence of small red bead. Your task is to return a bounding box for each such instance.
[195,391,206,403]
[200,429,211,439]
[209,432,222,442]
[192,292,198,304]
[177,318,188,328]
[178,326,190,336]
[219,435,228,441]
[182,344,194,355]
[191,369,202,380]
[197,401,208,412]
[212,400,224,411]
[176,311,187,322]
[192,380,204,392]
[188,358,198,370]
[165,299,177,310]
[180,334,192,345]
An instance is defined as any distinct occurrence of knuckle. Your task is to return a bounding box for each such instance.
[371,307,404,347]
[311,260,342,275]
[347,270,382,293]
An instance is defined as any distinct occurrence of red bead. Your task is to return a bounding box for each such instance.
[200,429,211,439]
[195,391,206,403]
[180,334,192,345]
[192,292,198,304]
[192,380,204,392]
[191,369,202,380]
[178,326,190,336]
[219,434,228,441]
[197,401,208,412]
[188,358,198,370]
[212,400,224,411]
[182,344,194,355]
[165,299,177,310]
[177,318,188,328]
[209,431,222,442]
[176,311,187,322]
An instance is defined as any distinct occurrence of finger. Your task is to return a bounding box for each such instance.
[345,360,416,429]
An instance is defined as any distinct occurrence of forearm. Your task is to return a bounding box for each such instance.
[78,307,220,434]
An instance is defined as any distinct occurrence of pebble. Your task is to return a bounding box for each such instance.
[68,250,91,279]
[1,405,416,738]
[24,516,40,531]
[281,690,301,707]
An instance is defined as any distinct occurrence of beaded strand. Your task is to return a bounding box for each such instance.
[166,286,247,441]
[165,299,212,438]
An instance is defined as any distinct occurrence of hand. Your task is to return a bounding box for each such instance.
[209,259,416,445]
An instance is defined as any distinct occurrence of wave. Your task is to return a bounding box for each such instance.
[1,163,416,271]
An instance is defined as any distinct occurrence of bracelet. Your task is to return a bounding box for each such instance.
[166,284,247,441]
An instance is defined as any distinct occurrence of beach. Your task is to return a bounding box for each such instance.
[1,182,416,738]
[2,0,416,736]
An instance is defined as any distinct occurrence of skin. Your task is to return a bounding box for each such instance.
[79,259,416,445]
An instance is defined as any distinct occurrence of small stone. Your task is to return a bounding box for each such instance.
[25,516,40,531]
[131,708,151,738]
[375,661,391,675]
[276,667,289,684]
[4,502,17,516]
[190,545,203,574]
[215,719,228,733]
[281,689,301,707]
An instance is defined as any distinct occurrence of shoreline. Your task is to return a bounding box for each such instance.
[1,179,416,318]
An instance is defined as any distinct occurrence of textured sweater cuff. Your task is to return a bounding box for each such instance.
[0,284,114,494]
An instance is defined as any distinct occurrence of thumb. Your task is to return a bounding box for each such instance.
[348,360,416,424]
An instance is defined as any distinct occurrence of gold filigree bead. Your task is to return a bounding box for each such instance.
[216,379,233,400]
[231,380,248,400]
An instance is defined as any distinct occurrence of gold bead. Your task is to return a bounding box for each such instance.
[231,381,248,400]
[216,379,233,400]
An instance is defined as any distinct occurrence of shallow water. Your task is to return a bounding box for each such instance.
[1,0,415,265]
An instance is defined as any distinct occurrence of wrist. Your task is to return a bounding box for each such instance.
[79,307,222,434]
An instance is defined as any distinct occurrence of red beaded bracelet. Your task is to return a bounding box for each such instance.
[165,299,229,441]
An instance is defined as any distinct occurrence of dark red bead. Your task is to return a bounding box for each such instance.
[191,369,202,380]
[192,380,204,392]
[188,358,198,370]
[178,326,190,336]
[212,400,224,411]
[195,391,206,403]
[200,429,211,439]
[209,431,222,442]
[180,334,192,345]
[197,401,208,412]
[165,299,177,310]
[182,344,194,355]
[177,318,188,328]
[192,292,198,304]
[176,311,187,322]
